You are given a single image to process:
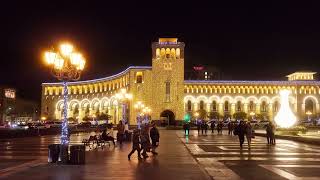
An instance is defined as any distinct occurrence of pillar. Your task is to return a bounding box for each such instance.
[256,103,261,114]
[243,103,248,114]
[268,104,273,121]
[231,103,236,115]
[218,103,223,116]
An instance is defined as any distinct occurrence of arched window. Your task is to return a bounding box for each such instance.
[176,48,181,58]
[212,101,217,112]
[136,72,143,83]
[236,101,242,112]
[261,101,267,112]
[200,100,204,110]
[187,100,192,111]
[249,101,254,111]
[224,101,229,112]
[166,48,171,58]
[156,48,160,58]
[171,48,175,58]
[160,48,165,58]
[274,101,279,112]
[305,99,314,113]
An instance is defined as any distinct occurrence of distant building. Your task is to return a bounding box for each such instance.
[0,87,39,124]
[185,65,222,80]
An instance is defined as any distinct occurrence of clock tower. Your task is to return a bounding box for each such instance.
[151,38,185,124]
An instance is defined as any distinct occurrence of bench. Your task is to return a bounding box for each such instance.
[82,135,111,150]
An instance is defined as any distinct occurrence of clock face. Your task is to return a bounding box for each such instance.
[163,62,172,70]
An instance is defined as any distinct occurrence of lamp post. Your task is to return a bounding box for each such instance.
[194,112,199,125]
[43,43,85,163]
[134,101,145,129]
[306,111,312,121]
[116,89,133,125]
[249,112,255,121]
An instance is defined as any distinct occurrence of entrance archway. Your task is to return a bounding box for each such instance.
[160,110,175,126]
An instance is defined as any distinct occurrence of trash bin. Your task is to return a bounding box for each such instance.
[48,144,60,163]
[69,145,85,165]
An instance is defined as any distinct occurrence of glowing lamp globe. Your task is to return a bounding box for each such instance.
[274,89,297,128]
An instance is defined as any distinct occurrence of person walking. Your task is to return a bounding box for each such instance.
[234,120,246,149]
[228,121,233,135]
[201,120,206,135]
[266,122,272,144]
[210,120,215,134]
[270,122,276,145]
[140,126,151,158]
[245,122,254,149]
[117,120,125,146]
[183,122,190,136]
[128,129,142,160]
[196,119,202,134]
[217,121,223,134]
[150,122,160,155]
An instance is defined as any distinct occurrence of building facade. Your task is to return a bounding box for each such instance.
[1,87,39,124]
[41,38,320,124]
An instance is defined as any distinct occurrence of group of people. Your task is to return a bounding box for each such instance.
[266,122,276,145]
[183,119,235,136]
[128,122,160,160]
[233,121,255,149]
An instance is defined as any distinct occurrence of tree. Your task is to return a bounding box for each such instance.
[67,117,75,123]
[82,116,92,122]
[194,109,207,119]
[233,112,247,120]
[98,112,111,121]
[208,112,221,119]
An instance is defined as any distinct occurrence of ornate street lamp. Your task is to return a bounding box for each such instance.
[44,43,85,162]
[306,111,312,121]
[134,101,145,129]
[249,112,255,121]
[115,88,133,125]
[142,106,151,124]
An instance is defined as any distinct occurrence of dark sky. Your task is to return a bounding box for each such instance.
[2,1,320,101]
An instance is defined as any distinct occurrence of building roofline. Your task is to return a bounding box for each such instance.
[184,80,320,85]
[42,66,152,86]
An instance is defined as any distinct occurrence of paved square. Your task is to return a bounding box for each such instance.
[178,130,320,179]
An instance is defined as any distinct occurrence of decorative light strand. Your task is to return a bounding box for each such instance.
[61,81,69,145]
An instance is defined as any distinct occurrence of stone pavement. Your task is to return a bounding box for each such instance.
[0,130,209,180]
[178,130,320,180]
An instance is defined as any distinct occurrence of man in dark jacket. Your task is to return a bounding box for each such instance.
[150,123,160,155]
[234,121,246,149]
[128,129,142,160]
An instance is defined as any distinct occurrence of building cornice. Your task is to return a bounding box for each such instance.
[184,80,320,86]
[42,66,152,86]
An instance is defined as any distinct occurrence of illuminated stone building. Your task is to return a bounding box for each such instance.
[41,38,320,124]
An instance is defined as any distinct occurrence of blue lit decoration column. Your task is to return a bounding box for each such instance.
[44,43,86,163]
[134,101,145,129]
[116,89,132,125]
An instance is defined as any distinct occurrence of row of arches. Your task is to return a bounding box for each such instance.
[44,75,129,96]
[55,96,122,123]
[184,95,320,117]
[184,85,296,95]
[184,85,320,95]
[155,48,181,59]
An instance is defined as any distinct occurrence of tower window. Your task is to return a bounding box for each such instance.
[187,100,192,111]
[165,81,170,102]
[136,72,143,83]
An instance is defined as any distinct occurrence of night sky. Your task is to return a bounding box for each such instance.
[2,1,320,102]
